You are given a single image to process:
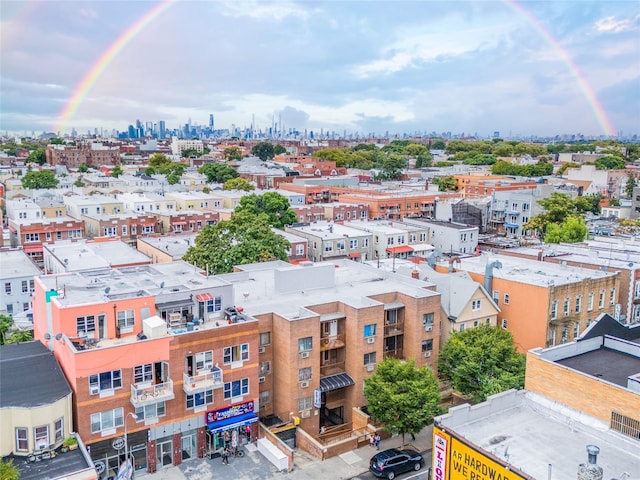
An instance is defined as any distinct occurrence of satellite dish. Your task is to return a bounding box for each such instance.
[44,333,51,340]
[104,287,111,294]
[55,333,63,341]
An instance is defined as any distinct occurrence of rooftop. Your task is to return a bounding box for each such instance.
[137,234,197,258]
[556,347,640,387]
[288,221,372,240]
[44,239,151,271]
[0,249,41,279]
[8,447,93,480]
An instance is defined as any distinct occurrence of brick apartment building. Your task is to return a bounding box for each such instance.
[82,213,161,244]
[46,144,120,169]
[8,216,85,265]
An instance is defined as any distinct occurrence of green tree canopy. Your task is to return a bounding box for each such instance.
[431,140,446,150]
[146,153,186,180]
[111,164,124,178]
[26,148,46,165]
[273,144,287,155]
[0,314,13,345]
[6,329,34,344]
[0,458,19,480]
[594,155,626,170]
[199,162,239,183]
[364,358,441,445]
[525,192,600,236]
[376,154,406,180]
[625,175,637,198]
[183,211,290,274]
[251,142,276,161]
[438,324,525,403]
[402,143,429,157]
[382,139,412,154]
[21,170,58,189]
[223,177,255,191]
[432,175,457,192]
[414,153,433,168]
[235,192,296,229]
[543,216,588,243]
[223,146,243,162]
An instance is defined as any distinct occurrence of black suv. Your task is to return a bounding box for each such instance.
[369,448,423,479]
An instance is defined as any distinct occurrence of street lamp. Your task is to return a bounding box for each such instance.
[121,412,137,480]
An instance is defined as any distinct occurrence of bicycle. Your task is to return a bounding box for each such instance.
[140,389,160,401]
[230,446,244,457]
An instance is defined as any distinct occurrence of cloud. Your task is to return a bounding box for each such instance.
[595,14,640,34]
[218,0,315,21]
[79,7,98,20]
[277,106,310,128]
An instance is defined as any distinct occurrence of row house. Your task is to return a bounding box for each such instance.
[5,197,45,222]
[324,203,369,222]
[83,213,160,244]
[403,218,478,255]
[345,219,431,260]
[164,191,223,211]
[155,210,219,235]
[207,190,249,209]
[33,261,259,475]
[136,234,197,263]
[273,228,309,263]
[117,192,177,214]
[223,260,442,440]
[64,195,125,219]
[0,249,41,316]
[46,144,120,169]
[445,254,620,353]
[36,198,67,219]
[285,221,372,262]
[290,204,326,224]
[278,183,339,204]
[337,191,462,220]
[8,216,85,265]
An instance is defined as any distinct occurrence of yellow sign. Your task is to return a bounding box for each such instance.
[433,426,527,480]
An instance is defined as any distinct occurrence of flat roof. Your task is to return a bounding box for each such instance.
[436,390,640,480]
[505,244,640,271]
[0,249,41,279]
[453,253,616,288]
[44,239,151,271]
[137,234,197,258]
[8,447,93,480]
[289,221,372,240]
[556,347,640,387]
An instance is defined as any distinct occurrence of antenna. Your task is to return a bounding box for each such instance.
[104,287,110,294]
[160,281,165,289]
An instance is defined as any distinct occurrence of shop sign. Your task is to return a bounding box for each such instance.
[433,427,449,480]
[205,400,254,424]
[112,437,125,450]
[313,388,322,408]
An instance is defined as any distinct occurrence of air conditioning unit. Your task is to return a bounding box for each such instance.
[366,336,376,344]
[259,376,266,383]
[300,351,310,359]
[90,385,99,395]
[424,326,433,332]
[300,381,309,389]
[301,409,311,418]
[366,364,375,372]
[258,347,265,354]
[424,351,432,358]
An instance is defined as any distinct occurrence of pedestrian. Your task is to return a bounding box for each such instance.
[245,425,251,442]
[369,435,375,448]
[374,433,381,450]
[221,446,229,465]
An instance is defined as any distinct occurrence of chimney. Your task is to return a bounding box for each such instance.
[411,269,420,279]
[577,445,603,480]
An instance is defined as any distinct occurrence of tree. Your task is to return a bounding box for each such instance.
[223,146,243,162]
[77,163,90,173]
[73,178,85,188]
[273,144,287,155]
[111,164,124,178]
[414,153,433,168]
[0,314,13,345]
[594,155,626,170]
[148,153,172,168]
[525,192,599,236]
[402,143,429,157]
[6,329,34,343]
[223,177,255,191]
[431,140,446,150]
[364,358,441,446]
[557,162,580,176]
[235,192,297,229]
[376,154,406,180]
[199,162,238,183]
[251,142,276,161]
[21,170,58,189]
[26,148,46,165]
[183,211,290,274]
[543,216,588,243]
[625,175,637,198]
[432,175,457,192]
[0,458,19,480]
[438,324,525,403]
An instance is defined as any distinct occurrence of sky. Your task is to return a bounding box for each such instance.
[1,0,639,138]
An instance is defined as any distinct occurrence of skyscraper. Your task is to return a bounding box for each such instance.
[158,120,166,139]
[209,114,214,129]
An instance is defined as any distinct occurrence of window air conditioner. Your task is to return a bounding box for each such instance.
[367,336,376,344]
[366,364,375,372]
[300,351,310,359]
[90,385,99,395]
[424,326,433,332]
[301,409,311,418]
[258,347,265,354]
[300,381,309,388]
[259,376,265,383]
[424,351,432,358]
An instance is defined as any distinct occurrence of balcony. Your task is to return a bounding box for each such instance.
[183,368,223,395]
[130,379,174,408]
[383,321,404,337]
[384,348,404,360]
[320,361,346,377]
[320,333,345,351]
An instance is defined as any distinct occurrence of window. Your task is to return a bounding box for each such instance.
[22,280,29,293]
[472,299,481,311]
[363,238,369,247]
[259,361,271,376]
[25,233,39,242]
[501,318,508,329]
[324,242,333,253]
[563,298,570,317]
[16,428,28,452]
[117,309,135,329]
[103,227,117,236]
[459,324,465,331]
[204,297,222,313]
[551,301,558,319]
[588,292,595,311]
[186,390,213,409]
[575,295,582,313]
[223,344,249,364]
[349,239,358,249]
[387,237,394,246]
[298,367,312,382]
[336,240,345,251]
[122,225,128,235]
[34,425,49,449]
[298,337,312,352]
[89,370,122,393]
[259,332,271,347]
[134,364,153,384]
[29,280,34,292]
[422,313,434,327]
[91,408,124,433]
[142,225,154,234]
[4,283,11,294]
[295,244,305,256]
[635,282,640,299]
[503,294,510,305]
[298,397,313,411]
[492,291,499,304]
[364,324,377,337]
[364,352,376,365]
[598,290,605,308]
[223,378,249,400]
[422,339,433,352]
[573,322,580,338]
[54,418,64,443]
[259,390,271,405]
[195,351,213,371]
[76,315,96,335]
[610,288,616,305]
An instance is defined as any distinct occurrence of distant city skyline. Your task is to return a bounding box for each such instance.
[1,1,638,137]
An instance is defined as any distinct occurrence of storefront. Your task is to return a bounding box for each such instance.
[89,429,148,479]
[147,418,207,473]
[205,401,258,455]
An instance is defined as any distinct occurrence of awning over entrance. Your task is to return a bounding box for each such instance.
[348,252,361,258]
[156,298,192,310]
[195,293,213,302]
[504,223,519,228]
[319,373,355,392]
[386,245,413,254]
[207,413,258,433]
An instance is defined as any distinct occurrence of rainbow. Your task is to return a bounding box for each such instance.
[53,0,616,136]
[52,0,176,133]
[504,0,615,136]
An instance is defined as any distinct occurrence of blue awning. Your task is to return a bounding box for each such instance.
[319,373,355,392]
[504,223,518,228]
[208,412,258,433]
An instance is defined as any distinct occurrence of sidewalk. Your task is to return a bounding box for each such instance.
[144,425,434,480]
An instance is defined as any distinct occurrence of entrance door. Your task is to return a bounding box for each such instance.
[98,314,106,340]
[156,440,172,469]
[181,434,196,461]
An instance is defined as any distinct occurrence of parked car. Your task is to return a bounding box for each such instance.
[369,448,423,479]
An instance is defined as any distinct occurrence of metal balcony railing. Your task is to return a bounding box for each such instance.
[130,379,174,407]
